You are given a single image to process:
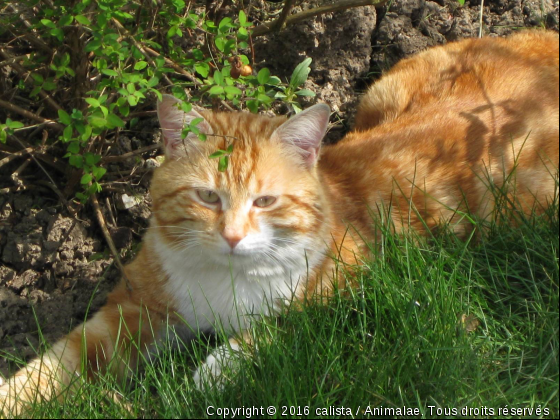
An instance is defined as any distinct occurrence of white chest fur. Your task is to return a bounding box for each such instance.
[149,231,318,334]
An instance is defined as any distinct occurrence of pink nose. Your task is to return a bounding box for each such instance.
[221,232,243,249]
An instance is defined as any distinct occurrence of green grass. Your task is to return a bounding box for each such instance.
[3,196,559,419]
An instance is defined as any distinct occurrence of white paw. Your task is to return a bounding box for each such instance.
[193,342,241,390]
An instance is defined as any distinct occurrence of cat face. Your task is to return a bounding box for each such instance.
[151,95,331,271]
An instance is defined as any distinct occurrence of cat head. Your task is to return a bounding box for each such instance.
[151,94,331,272]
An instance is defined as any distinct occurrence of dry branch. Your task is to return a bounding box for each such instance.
[253,0,388,37]
[0,54,30,69]
[0,146,34,168]
[101,144,160,163]
[91,193,134,292]
[0,98,64,130]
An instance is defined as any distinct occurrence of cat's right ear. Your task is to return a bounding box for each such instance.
[157,94,213,159]
[272,103,331,168]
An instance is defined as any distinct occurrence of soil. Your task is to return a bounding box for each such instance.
[0,0,558,380]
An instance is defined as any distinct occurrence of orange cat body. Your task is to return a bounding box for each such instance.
[1,30,558,414]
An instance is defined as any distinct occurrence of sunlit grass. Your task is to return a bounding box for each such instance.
[3,185,558,419]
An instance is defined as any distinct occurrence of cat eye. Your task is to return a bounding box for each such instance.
[197,189,220,204]
[254,196,277,208]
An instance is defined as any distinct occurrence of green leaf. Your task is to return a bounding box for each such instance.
[107,113,125,128]
[257,68,270,85]
[126,83,136,94]
[43,81,57,91]
[167,25,178,38]
[40,19,56,29]
[239,10,247,25]
[224,85,242,97]
[213,70,224,86]
[67,141,80,154]
[69,155,83,168]
[59,15,74,26]
[81,173,93,185]
[71,109,83,120]
[218,17,233,33]
[267,76,281,86]
[237,27,248,40]
[93,166,107,180]
[134,61,148,70]
[50,28,65,42]
[58,110,72,125]
[101,69,118,77]
[218,156,228,172]
[61,53,71,67]
[31,73,44,84]
[208,85,224,95]
[30,86,41,97]
[89,116,107,128]
[0,129,6,143]
[209,150,226,159]
[215,36,226,52]
[85,98,101,108]
[85,153,101,166]
[247,99,259,114]
[6,121,24,129]
[290,57,312,89]
[119,104,130,117]
[81,125,92,141]
[190,118,203,127]
[295,89,316,97]
[63,125,74,141]
[194,63,210,78]
[127,95,138,106]
[85,39,102,52]
[75,15,91,25]
[223,39,236,55]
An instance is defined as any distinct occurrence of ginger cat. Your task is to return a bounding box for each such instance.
[1,30,558,415]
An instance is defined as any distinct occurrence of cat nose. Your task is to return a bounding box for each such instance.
[221,231,243,249]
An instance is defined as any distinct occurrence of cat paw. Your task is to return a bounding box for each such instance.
[193,342,241,390]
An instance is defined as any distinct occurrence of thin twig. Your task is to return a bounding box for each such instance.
[101,144,160,163]
[0,98,64,130]
[478,0,485,38]
[252,0,388,37]
[273,0,295,31]
[0,54,30,69]
[143,46,200,85]
[0,146,34,168]
[91,193,134,292]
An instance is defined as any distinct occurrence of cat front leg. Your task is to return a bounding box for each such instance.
[0,286,165,416]
[193,331,252,390]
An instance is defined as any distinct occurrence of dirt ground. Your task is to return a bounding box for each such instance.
[1,0,558,379]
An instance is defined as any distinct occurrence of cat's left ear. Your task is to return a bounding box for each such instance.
[157,94,213,159]
[272,104,331,168]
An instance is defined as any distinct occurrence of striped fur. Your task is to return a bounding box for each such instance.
[1,30,558,415]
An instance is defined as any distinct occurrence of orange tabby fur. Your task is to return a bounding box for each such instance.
[1,30,558,415]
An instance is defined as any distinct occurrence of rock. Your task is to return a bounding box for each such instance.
[0,266,16,286]
[8,269,40,293]
[117,194,138,210]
